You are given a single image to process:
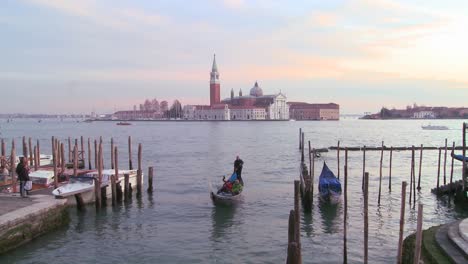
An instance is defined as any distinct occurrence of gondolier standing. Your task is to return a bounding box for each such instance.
[234,156,244,186]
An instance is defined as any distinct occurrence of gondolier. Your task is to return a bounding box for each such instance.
[234,156,244,186]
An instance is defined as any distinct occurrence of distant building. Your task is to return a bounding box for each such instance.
[413,111,436,119]
[183,104,230,120]
[222,81,289,120]
[113,110,163,120]
[288,102,340,120]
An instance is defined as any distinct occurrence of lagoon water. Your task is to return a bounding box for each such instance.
[0,118,467,263]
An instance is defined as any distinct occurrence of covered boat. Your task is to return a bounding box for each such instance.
[318,162,342,202]
[29,170,55,189]
[52,169,140,205]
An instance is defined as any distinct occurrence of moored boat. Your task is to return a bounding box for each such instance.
[29,170,55,190]
[421,124,449,130]
[116,122,132,126]
[52,169,140,205]
[318,162,342,203]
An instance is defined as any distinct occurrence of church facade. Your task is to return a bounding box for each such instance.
[183,55,289,120]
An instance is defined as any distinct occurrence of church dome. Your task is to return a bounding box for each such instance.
[249,81,263,97]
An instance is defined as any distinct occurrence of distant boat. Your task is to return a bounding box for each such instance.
[116,122,132,126]
[421,124,449,130]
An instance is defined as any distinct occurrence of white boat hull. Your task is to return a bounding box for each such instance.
[53,171,142,205]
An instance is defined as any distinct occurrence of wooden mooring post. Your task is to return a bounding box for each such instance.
[67,137,71,162]
[28,138,33,166]
[33,146,38,171]
[378,141,383,205]
[94,139,98,169]
[73,145,78,176]
[362,146,366,191]
[115,146,123,202]
[36,139,40,161]
[450,142,455,196]
[61,143,65,174]
[22,136,27,160]
[413,203,424,264]
[287,210,301,264]
[87,138,92,170]
[128,136,133,170]
[94,143,102,210]
[412,146,416,206]
[80,136,84,159]
[389,147,393,191]
[111,138,114,170]
[301,133,305,163]
[364,172,369,264]
[463,122,467,192]
[396,181,407,264]
[337,140,340,179]
[417,144,423,190]
[343,148,348,264]
[444,138,447,185]
[436,148,441,192]
[298,128,302,150]
[148,166,154,193]
[124,173,130,201]
[1,138,5,160]
[137,143,142,196]
[10,139,16,192]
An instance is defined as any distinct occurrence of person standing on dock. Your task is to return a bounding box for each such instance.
[234,156,244,186]
[16,157,30,197]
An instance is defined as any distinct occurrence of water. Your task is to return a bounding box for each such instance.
[0,119,467,263]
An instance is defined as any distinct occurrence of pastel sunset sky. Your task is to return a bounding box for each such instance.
[1,0,467,114]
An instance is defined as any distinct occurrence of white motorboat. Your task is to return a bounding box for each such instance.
[52,169,140,205]
[421,124,449,130]
[29,170,55,189]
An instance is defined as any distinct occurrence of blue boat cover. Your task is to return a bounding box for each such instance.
[228,172,238,183]
[453,154,468,162]
[318,162,342,197]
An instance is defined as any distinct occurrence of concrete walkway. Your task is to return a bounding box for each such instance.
[435,218,468,263]
[0,193,68,254]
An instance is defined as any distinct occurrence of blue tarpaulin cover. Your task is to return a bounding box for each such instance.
[318,162,342,197]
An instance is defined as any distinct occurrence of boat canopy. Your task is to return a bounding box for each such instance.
[453,154,468,162]
[319,162,342,194]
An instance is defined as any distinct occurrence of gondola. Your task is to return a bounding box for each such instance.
[318,162,342,203]
[209,177,243,203]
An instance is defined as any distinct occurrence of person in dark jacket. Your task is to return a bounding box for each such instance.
[234,156,244,186]
[16,157,30,197]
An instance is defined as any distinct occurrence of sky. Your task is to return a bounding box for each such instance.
[1,0,468,114]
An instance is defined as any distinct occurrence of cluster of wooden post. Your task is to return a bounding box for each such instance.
[0,135,154,205]
[298,130,313,211]
[331,136,465,200]
[298,129,432,263]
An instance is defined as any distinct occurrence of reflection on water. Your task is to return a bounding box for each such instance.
[318,198,342,234]
[302,204,314,237]
[211,203,238,241]
[1,119,468,263]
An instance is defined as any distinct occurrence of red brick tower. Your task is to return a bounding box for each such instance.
[210,54,220,106]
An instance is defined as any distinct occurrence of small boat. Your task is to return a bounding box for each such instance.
[209,178,243,203]
[421,124,449,130]
[29,170,55,189]
[318,162,342,203]
[52,169,140,205]
[116,122,132,126]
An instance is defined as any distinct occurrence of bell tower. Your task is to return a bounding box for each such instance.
[210,54,220,106]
